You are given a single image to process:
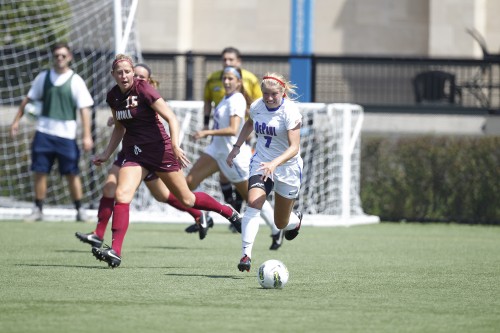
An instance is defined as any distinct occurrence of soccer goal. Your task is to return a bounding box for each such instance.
[144,101,380,227]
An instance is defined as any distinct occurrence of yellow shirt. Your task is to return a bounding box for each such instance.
[203,68,262,106]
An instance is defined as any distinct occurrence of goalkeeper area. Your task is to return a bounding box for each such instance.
[0,0,378,227]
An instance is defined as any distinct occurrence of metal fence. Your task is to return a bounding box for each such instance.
[143,52,500,115]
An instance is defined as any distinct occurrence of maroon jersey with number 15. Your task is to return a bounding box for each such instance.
[105,79,180,172]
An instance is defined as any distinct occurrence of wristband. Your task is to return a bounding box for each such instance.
[203,115,210,126]
[233,144,240,149]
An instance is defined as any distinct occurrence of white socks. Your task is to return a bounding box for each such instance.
[284,211,300,231]
[241,206,261,258]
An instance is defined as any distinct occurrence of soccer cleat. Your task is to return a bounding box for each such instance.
[224,204,242,233]
[284,211,303,241]
[228,224,238,233]
[237,255,251,272]
[24,207,43,222]
[76,208,90,222]
[75,232,103,248]
[185,215,214,233]
[197,211,209,240]
[269,229,284,250]
[92,246,121,268]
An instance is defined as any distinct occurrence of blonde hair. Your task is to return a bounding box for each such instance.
[261,72,298,100]
[111,54,134,71]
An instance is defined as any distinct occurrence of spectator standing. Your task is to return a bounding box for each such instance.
[10,42,94,222]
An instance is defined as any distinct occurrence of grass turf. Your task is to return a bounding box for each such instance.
[0,220,499,333]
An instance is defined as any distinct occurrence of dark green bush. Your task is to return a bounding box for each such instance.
[361,135,500,224]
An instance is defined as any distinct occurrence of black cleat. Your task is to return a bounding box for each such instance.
[224,204,242,233]
[197,212,209,240]
[269,230,284,250]
[92,246,121,268]
[75,232,103,248]
[185,215,214,233]
[284,211,303,241]
[237,255,251,272]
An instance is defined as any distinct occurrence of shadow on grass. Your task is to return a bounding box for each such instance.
[15,263,109,269]
[165,272,244,280]
[54,249,91,253]
[16,263,179,269]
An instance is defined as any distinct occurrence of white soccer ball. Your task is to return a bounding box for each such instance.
[24,100,43,119]
[257,259,289,289]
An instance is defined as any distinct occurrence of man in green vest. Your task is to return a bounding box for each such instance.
[10,42,94,222]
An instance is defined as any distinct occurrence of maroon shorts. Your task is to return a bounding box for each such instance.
[113,151,158,181]
[120,140,181,176]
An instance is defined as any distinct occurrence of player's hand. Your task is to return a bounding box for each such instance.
[82,136,94,152]
[10,122,20,138]
[256,161,277,182]
[193,130,207,140]
[173,146,190,168]
[92,153,108,166]
[106,116,114,127]
[226,146,240,167]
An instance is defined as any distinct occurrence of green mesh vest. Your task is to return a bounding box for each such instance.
[41,70,77,120]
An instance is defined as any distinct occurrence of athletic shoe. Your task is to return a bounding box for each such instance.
[197,211,209,240]
[185,215,214,233]
[284,211,303,241]
[224,204,242,233]
[24,207,43,222]
[76,208,90,222]
[228,224,238,233]
[237,255,251,272]
[269,230,284,250]
[75,232,103,248]
[92,246,121,268]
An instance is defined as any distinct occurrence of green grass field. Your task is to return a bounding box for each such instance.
[0,220,499,333]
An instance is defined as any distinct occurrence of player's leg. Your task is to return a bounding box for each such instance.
[26,131,53,221]
[145,176,212,236]
[274,192,303,241]
[185,153,219,190]
[184,153,219,233]
[237,175,272,272]
[58,137,87,222]
[75,164,119,247]
[157,169,242,231]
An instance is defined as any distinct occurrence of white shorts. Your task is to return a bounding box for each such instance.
[249,155,303,199]
[204,144,251,183]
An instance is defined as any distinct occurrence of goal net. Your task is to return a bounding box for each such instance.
[0,0,378,226]
[132,101,379,227]
[0,0,141,215]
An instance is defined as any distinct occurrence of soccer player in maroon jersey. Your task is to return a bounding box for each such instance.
[75,64,213,250]
[90,54,242,268]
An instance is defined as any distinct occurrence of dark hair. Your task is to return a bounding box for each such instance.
[51,42,71,54]
[135,63,152,77]
[221,46,241,59]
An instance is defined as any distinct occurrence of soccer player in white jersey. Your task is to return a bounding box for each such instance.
[186,67,284,249]
[227,72,304,272]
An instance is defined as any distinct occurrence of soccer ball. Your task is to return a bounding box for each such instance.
[24,100,43,119]
[257,259,289,289]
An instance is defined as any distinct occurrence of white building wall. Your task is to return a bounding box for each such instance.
[136,0,499,58]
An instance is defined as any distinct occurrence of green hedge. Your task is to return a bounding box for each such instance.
[360,135,500,224]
